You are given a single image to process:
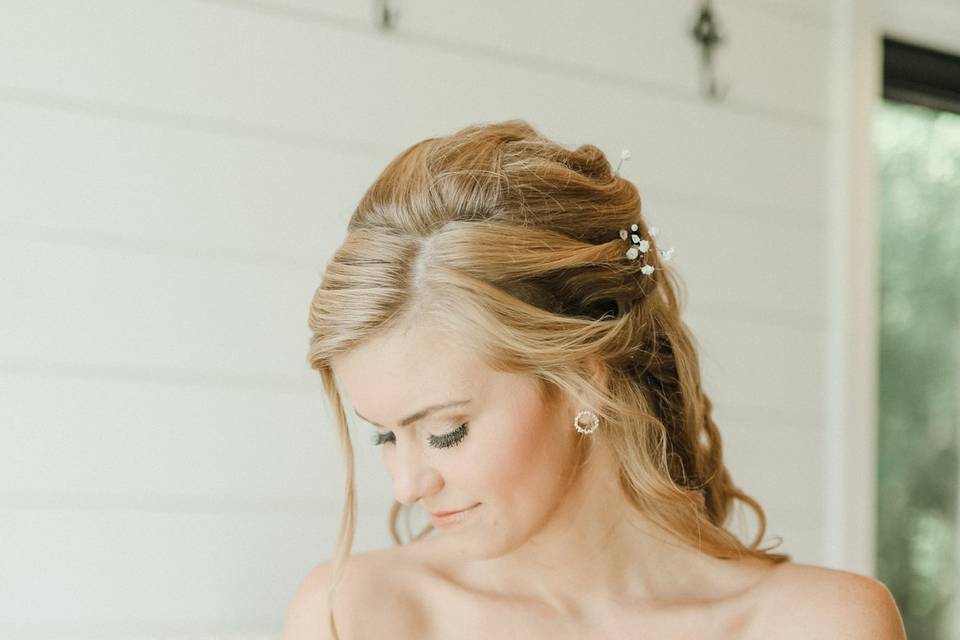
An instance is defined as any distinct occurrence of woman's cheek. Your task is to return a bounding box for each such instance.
[482,405,566,498]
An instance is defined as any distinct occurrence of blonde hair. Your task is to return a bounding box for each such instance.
[306,119,790,638]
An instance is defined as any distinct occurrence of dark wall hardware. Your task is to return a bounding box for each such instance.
[375,0,400,31]
[691,0,729,101]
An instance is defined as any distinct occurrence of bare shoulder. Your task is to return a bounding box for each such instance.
[281,546,427,640]
[750,562,906,639]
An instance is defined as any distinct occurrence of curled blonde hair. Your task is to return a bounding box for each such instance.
[306,119,789,638]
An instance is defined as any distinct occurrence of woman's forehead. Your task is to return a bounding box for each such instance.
[332,334,485,406]
[334,324,479,378]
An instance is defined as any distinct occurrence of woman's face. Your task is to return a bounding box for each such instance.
[330,321,584,557]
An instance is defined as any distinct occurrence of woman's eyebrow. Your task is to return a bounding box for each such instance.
[354,399,471,429]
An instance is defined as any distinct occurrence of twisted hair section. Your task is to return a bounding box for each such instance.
[306,119,789,639]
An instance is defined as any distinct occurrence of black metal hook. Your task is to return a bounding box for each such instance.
[690,0,729,101]
[374,0,400,31]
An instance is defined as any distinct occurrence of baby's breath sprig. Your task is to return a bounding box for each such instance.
[614,147,676,275]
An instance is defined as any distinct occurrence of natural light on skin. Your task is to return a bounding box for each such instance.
[329,320,775,623]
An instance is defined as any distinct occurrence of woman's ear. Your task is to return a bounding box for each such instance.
[567,357,607,413]
[587,357,608,395]
[558,358,609,415]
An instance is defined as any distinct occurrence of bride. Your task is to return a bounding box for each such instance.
[283,120,906,639]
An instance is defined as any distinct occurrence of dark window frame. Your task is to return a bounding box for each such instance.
[883,36,960,115]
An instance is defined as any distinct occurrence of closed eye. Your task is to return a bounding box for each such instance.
[371,423,469,449]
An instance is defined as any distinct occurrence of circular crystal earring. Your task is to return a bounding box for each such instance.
[574,409,600,435]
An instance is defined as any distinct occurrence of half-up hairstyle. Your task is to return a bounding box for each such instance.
[306,119,790,639]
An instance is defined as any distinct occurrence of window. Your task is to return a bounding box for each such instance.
[876,36,960,640]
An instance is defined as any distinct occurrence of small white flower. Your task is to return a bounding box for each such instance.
[626,247,639,260]
[630,223,638,232]
[659,247,675,261]
[640,264,655,275]
[619,229,628,240]
[620,149,632,161]
[631,233,640,243]
[637,239,649,252]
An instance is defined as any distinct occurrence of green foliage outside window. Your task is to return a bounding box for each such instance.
[876,99,960,640]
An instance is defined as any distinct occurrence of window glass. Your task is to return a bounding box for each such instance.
[876,98,960,640]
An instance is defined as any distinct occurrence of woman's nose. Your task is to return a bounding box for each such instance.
[389,438,442,506]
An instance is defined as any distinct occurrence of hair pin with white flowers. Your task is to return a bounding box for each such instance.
[614,149,675,275]
[615,149,632,175]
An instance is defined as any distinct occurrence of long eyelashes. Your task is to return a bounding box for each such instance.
[429,422,469,449]
[371,423,469,449]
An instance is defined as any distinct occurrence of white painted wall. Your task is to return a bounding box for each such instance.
[881,0,960,57]
[0,0,889,636]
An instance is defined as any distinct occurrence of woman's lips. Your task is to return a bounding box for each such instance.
[430,503,480,528]
[431,505,476,517]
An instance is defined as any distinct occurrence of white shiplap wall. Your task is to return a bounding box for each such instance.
[0,0,858,636]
